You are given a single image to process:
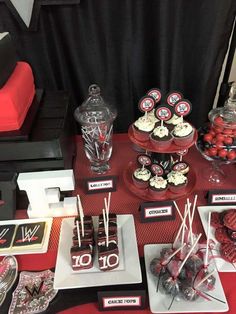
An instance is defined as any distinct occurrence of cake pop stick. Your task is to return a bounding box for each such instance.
[173,206,189,249]
[204,212,212,267]
[77,195,84,237]
[180,204,188,258]
[191,194,198,224]
[164,244,186,265]
[187,198,193,245]
[173,201,184,222]
[76,220,81,247]
[194,269,216,290]
[177,233,202,277]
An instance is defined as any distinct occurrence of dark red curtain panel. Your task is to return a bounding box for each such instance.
[0,0,235,132]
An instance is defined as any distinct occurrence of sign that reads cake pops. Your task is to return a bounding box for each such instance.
[138,96,155,113]
[166,91,183,106]
[147,88,162,104]
[174,99,192,117]
[150,163,164,177]
[137,154,152,167]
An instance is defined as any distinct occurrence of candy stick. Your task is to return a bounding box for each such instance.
[76,221,81,247]
[194,269,216,289]
[204,212,212,267]
[108,192,111,214]
[161,120,163,127]
[180,155,183,162]
[106,213,109,248]
[177,233,202,277]
[95,142,100,158]
[103,209,109,247]
[77,195,84,237]
[104,197,108,220]
[173,201,184,222]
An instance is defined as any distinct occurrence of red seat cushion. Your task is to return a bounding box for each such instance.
[0,61,35,131]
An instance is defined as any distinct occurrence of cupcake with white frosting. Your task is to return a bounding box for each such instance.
[132,167,151,189]
[167,171,188,194]
[150,125,173,149]
[149,176,168,197]
[172,122,194,146]
[132,114,156,142]
[164,114,184,131]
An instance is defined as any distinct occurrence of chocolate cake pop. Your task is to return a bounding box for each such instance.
[150,258,167,277]
[185,254,203,273]
[181,283,199,301]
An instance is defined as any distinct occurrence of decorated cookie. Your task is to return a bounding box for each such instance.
[221,242,236,264]
[223,209,236,231]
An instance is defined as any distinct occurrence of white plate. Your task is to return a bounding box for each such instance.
[144,244,228,313]
[198,205,236,272]
[54,214,142,289]
[0,218,53,256]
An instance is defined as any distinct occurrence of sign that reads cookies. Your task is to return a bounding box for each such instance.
[140,201,175,223]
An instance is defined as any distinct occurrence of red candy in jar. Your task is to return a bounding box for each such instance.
[201,83,236,161]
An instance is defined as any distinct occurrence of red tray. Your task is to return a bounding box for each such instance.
[123,161,197,201]
[128,125,198,153]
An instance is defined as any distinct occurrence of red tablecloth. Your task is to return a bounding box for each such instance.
[10,134,236,313]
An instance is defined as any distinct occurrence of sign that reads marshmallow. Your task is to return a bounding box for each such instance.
[208,189,236,205]
[17,170,77,218]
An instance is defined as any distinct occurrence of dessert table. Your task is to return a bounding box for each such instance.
[1,134,236,314]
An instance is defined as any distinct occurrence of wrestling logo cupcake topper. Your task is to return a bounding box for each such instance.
[174,99,192,117]
[150,163,164,176]
[138,96,155,113]
[147,88,162,104]
[137,154,152,167]
[176,149,188,156]
[166,91,183,107]
[155,106,173,126]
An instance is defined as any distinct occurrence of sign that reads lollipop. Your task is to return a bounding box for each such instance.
[166,91,183,106]
[137,154,152,168]
[150,163,164,177]
[174,99,192,122]
[155,106,173,126]
[138,96,155,113]
[147,88,162,104]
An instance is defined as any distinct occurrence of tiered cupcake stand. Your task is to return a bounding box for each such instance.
[123,125,198,201]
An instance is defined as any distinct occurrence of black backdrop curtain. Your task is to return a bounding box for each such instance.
[0,0,235,133]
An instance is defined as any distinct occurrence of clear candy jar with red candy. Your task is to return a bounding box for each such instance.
[199,83,236,162]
